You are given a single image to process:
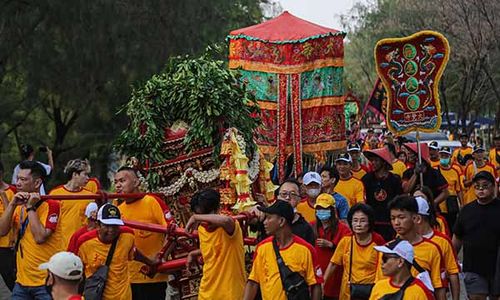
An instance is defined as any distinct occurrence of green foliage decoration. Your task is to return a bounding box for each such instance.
[115,47,261,173]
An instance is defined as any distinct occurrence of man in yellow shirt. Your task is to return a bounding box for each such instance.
[385,142,407,177]
[243,200,323,300]
[50,159,94,249]
[383,195,446,300]
[186,189,246,300]
[370,239,434,299]
[0,161,16,291]
[452,133,472,170]
[348,143,369,180]
[462,145,496,205]
[428,141,441,169]
[334,152,365,206]
[437,146,463,231]
[415,196,461,300]
[296,171,322,223]
[76,204,157,300]
[115,166,174,300]
[0,160,61,299]
[488,135,500,175]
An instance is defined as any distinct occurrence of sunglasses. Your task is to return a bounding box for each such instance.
[381,254,400,263]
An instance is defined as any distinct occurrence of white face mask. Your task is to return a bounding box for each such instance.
[306,188,321,198]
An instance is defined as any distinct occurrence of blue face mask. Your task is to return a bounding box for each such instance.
[316,209,331,221]
[440,158,450,166]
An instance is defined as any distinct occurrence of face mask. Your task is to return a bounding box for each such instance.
[316,210,331,221]
[440,158,450,166]
[306,188,321,198]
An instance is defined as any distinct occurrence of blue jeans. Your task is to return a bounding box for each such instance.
[11,283,52,300]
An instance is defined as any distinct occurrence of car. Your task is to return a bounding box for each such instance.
[402,131,468,152]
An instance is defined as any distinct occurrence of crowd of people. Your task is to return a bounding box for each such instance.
[0,131,499,300]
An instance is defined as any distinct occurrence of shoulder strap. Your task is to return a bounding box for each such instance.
[105,238,119,266]
[272,238,293,285]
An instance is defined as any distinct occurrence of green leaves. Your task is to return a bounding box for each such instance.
[115,48,261,180]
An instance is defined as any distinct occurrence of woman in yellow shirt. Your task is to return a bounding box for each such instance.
[324,203,385,300]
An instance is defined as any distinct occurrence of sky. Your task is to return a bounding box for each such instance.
[278,0,368,30]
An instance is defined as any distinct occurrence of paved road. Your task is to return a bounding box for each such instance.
[0,276,10,300]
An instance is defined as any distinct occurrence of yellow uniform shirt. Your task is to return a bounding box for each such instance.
[249,235,322,300]
[198,221,246,300]
[14,200,61,286]
[334,177,365,207]
[49,185,93,249]
[462,162,496,205]
[437,165,462,213]
[331,234,384,300]
[451,147,472,170]
[376,239,444,289]
[77,227,135,300]
[84,177,101,193]
[426,231,460,277]
[119,194,173,284]
[352,165,368,180]
[391,160,407,178]
[369,278,434,300]
[0,186,16,248]
[430,160,440,169]
[296,200,316,223]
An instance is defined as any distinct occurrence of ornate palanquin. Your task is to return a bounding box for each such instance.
[228,11,347,181]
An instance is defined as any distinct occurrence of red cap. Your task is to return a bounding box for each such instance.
[363,148,393,170]
[403,142,430,164]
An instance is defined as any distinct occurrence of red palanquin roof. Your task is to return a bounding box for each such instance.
[228,11,344,43]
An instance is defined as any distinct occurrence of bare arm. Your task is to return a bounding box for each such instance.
[449,274,460,300]
[243,280,259,300]
[310,284,322,300]
[434,287,446,300]
[0,201,17,236]
[186,214,235,235]
[402,174,417,193]
[323,262,338,284]
[433,189,449,207]
[27,210,53,244]
[452,235,463,255]
[46,147,55,171]
[133,248,156,266]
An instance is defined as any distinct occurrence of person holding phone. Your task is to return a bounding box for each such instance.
[11,144,54,195]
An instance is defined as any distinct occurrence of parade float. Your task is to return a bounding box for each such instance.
[228,11,347,181]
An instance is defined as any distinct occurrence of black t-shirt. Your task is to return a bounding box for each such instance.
[362,172,403,223]
[402,166,448,198]
[454,198,500,278]
[292,214,316,246]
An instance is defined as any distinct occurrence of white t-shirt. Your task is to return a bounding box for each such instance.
[11,161,51,195]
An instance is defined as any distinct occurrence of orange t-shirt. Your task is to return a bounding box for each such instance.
[452,147,473,170]
[296,200,316,223]
[352,165,368,180]
[334,177,365,207]
[331,234,385,300]
[437,165,462,213]
[198,221,247,300]
[84,178,101,193]
[462,162,496,205]
[118,194,173,284]
[424,230,460,281]
[76,227,135,300]
[0,185,16,248]
[14,200,61,286]
[49,185,93,249]
[369,278,434,300]
[249,235,323,300]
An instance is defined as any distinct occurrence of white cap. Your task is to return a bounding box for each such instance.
[39,252,83,280]
[97,203,124,226]
[415,196,430,216]
[85,202,98,218]
[303,172,322,185]
[374,239,414,264]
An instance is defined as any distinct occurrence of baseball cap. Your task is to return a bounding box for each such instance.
[428,141,439,150]
[97,203,124,226]
[374,238,414,264]
[39,252,83,280]
[472,171,495,184]
[335,152,352,163]
[415,196,430,216]
[85,202,98,218]
[257,200,294,224]
[303,171,322,185]
[347,142,361,152]
[314,193,336,209]
[439,146,452,155]
[472,145,485,153]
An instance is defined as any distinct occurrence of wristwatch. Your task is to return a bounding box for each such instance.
[26,206,36,212]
